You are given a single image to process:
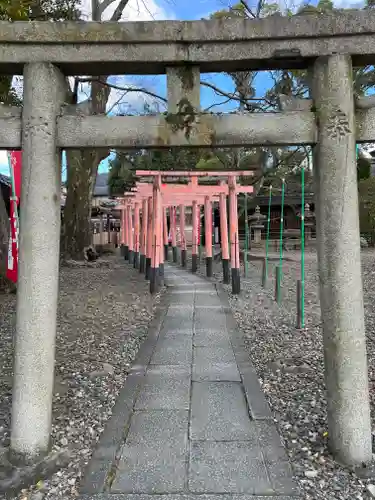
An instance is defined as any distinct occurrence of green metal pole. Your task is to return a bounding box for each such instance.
[301,164,305,328]
[263,185,272,287]
[277,179,285,303]
[244,194,249,277]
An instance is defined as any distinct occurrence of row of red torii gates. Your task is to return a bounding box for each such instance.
[118,170,254,294]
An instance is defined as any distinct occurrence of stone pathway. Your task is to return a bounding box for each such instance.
[80,265,301,500]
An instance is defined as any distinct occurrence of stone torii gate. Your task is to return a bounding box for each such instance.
[1,12,374,467]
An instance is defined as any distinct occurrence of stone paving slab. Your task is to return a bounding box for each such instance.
[150,335,192,365]
[135,365,191,410]
[161,317,194,332]
[193,330,231,348]
[255,421,299,496]
[167,305,194,319]
[168,292,195,302]
[190,382,258,441]
[189,441,272,494]
[80,264,300,499]
[192,346,240,382]
[193,312,227,330]
[160,328,194,338]
[111,410,189,494]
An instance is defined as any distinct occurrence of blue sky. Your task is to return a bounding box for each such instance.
[0,0,365,177]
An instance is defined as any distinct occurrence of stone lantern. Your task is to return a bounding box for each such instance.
[249,205,266,246]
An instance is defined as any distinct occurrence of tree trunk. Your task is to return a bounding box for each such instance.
[62,149,97,259]
[62,78,110,260]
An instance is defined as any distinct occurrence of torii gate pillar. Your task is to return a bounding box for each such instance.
[192,201,198,273]
[313,54,371,465]
[123,204,129,260]
[150,180,161,294]
[179,204,187,268]
[145,196,153,279]
[133,202,140,268]
[163,208,169,261]
[139,198,148,273]
[120,207,126,256]
[171,206,178,263]
[128,206,134,265]
[11,63,66,461]
[205,196,213,277]
[219,192,230,284]
[229,176,240,294]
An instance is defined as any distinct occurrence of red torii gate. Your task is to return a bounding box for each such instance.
[121,192,219,290]
[136,171,254,293]
[119,171,254,294]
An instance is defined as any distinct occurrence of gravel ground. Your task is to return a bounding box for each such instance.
[187,249,375,500]
[0,254,164,500]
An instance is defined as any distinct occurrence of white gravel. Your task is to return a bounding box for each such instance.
[190,249,375,500]
[0,254,164,500]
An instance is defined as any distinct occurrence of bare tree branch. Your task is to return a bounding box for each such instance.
[77,77,167,104]
[201,80,271,109]
[138,0,157,20]
[107,91,128,114]
[80,77,271,113]
[111,0,130,21]
[240,0,256,17]
[204,98,233,111]
[255,0,264,17]
[98,0,115,16]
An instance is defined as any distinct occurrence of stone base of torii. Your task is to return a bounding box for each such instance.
[117,171,254,295]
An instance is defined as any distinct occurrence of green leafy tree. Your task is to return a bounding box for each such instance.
[108,152,137,196]
[358,156,372,182]
[359,176,375,243]
[136,148,202,172]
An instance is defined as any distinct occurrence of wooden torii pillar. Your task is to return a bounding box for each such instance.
[120,209,125,256]
[123,203,130,260]
[204,195,213,277]
[219,188,230,284]
[150,175,162,293]
[192,200,199,273]
[163,207,168,261]
[128,204,134,265]
[170,206,178,263]
[229,175,240,293]
[179,204,187,268]
[133,202,140,268]
[139,198,148,273]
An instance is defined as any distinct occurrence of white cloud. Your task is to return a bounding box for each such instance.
[74,0,173,113]
[333,0,364,7]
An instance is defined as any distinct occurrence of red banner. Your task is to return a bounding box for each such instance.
[6,151,22,283]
